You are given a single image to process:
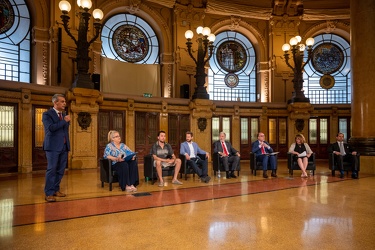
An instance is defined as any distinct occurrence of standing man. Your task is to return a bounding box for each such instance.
[213,132,240,179]
[328,132,359,179]
[180,131,211,183]
[252,132,277,178]
[43,94,70,202]
[150,130,183,187]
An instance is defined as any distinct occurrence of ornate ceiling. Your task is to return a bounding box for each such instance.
[146,0,350,20]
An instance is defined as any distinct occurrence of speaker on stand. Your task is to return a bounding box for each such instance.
[92,74,100,91]
[180,84,190,99]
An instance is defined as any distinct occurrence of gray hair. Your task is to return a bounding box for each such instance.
[52,94,65,104]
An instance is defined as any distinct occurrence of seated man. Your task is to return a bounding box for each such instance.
[328,132,359,179]
[252,132,277,178]
[213,131,240,179]
[150,130,182,187]
[180,131,211,183]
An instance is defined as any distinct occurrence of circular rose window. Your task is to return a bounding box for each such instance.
[0,0,15,34]
[216,41,247,73]
[112,25,149,63]
[312,43,344,75]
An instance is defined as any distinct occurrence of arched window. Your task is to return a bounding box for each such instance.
[101,13,159,64]
[0,0,31,82]
[304,34,351,104]
[208,31,257,102]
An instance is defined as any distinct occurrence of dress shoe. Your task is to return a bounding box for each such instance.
[204,176,211,183]
[45,196,56,202]
[340,171,345,179]
[271,172,278,177]
[352,173,358,179]
[226,173,231,179]
[54,191,66,197]
[230,172,237,178]
[263,172,269,178]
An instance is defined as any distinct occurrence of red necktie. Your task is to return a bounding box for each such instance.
[59,112,66,144]
[261,146,266,154]
[222,142,229,156]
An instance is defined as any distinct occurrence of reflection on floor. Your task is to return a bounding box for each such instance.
[1,160,375,249]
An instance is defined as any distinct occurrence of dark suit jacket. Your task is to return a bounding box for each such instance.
[251,140,274,157]
[213,140,238,155]
[328,142,355,155]
[42,108,70,151]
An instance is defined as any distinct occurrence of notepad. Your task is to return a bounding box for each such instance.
[298,151,307,157]
[124,152,137,161]
[265,152,279,156]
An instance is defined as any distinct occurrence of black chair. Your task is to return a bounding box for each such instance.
[328,153,360,177]
[179,154,207,180]
[143,154,175,184]
[99,158,118,191]
[249,152,278,176]
[287,152,316,176]
[212,152,240,177]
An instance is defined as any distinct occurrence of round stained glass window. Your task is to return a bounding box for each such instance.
[216,41,247,73]
[312,43,344,75]
[0,0,15,34]
[112,25,149,63]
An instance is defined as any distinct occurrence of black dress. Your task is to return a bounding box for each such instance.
[293,143,307,159]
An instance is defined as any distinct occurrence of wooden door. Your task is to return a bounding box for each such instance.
[168,114,190,155]
[308,117,330,159]
[98,110,125,162]
[135,112,159,162]
[268,117,288,158]
[0,103,18,173]
[239,117,259,160]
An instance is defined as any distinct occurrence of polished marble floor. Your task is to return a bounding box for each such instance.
[0,160,374,249]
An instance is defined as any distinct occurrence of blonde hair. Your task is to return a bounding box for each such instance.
[107,130,119,143]
[295,134,306,143]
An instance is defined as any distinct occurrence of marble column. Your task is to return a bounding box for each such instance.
[350,0,375,172]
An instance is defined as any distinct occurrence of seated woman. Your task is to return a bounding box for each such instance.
[288,134,313,177]
[103,130,139,191]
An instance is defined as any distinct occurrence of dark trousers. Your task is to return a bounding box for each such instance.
[187,157,208,177]
[113,159,139,189]
[256,154,277,171]
[335,154,358,172]
[44,145,68,196]
[220,155,240,171]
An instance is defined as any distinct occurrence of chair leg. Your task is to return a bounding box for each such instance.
[332,170,335,177]
[109,183,112,191]
[185,173,188,180]
[101,182,104,188]
[254,169,257,176]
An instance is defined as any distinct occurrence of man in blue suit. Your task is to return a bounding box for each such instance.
[252,132,277,178]
[180,131,210,183]
[42,94,71,202]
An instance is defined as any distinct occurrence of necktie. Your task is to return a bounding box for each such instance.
[339,142,346,155]
[222,142,229,156]
[261,146,266,154]
[58,112,66,144]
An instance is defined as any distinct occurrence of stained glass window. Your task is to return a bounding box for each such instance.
[0,0,31,82]
[304,34,351,104]
[101,13,159,64]
[208,31,256,102]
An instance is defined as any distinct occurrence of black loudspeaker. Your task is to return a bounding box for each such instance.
[180,84,189,99]
[92,74,100,90]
